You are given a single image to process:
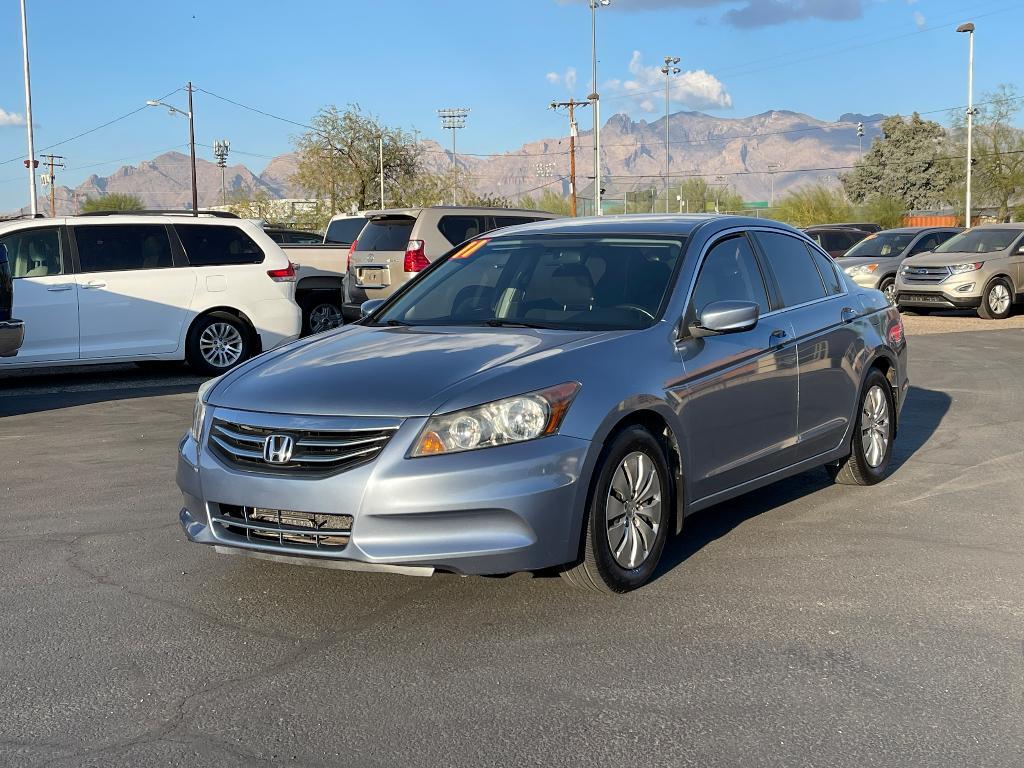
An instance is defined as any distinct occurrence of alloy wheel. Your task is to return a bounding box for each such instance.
[606,451,663,569]
[860,385,890,468]
[309,303,343,334]
[882,282,897,305]
[199,322,244,369]
[988,283,1011,315]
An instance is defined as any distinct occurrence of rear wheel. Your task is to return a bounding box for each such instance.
[301,294,344,335]
[828,369,895,486]
[978,278,1013,320]
[186,312,254,376]
[560,426,672,593]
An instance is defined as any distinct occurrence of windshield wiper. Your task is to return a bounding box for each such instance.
[383,319,412,327]
[484,318,565,330]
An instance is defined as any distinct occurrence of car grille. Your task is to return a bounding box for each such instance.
[212,504,353,549]
[902,266,951,283]
[208,417,397,475]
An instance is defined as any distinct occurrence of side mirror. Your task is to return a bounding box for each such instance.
[690,300,760,337]
[360,299,385,318]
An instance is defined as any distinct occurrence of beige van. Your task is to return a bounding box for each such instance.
[342,206,559,320]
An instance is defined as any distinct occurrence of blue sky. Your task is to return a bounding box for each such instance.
[0,0,1021,210]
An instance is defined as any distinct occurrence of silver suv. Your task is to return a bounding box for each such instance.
[837,226,960,304]
[342,206,559,321]
[895,224,1024,319]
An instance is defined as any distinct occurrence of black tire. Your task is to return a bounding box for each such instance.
[827,369,895,486]
[185,312,254,376]
[560,426,673,594]
[977,278,1013,320]
[300,294,344,335]
[878,277,896,305]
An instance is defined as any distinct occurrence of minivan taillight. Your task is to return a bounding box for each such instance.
[346,239,357,273]
[267,262,296,282]
[403,240,429,272]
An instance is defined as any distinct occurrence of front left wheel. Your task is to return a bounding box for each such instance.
[560,425,672,594]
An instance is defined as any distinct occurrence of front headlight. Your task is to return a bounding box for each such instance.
[950,261,984,274]
[845,263,878,276]
[411,382,580,457]
[191,376,220,442]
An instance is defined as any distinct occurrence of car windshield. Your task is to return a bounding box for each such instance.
[371,235,685,331]
[843,232,916,258]
[934,228,1020,254]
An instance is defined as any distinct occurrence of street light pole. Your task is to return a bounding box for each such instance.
[957,22,976,226]
[19,0,38,216]
[437,107,470,205]
[146,84,198,216]
[661,56,680,213]
[767,161,781,208]
[589,0,610,215]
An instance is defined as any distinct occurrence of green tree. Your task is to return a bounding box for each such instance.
[292,104,420,213]
[955,84,1024,221]
[857,195,906,229]
[80,193,145,213]
[773,185,854,227]
[841,113,961,210]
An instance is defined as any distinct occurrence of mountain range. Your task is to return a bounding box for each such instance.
[17,109,882,217]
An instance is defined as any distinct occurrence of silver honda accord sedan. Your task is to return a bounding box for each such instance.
[178,215,908,593]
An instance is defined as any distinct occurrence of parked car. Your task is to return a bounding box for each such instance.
[0,213,301,374]
[178,214,907,593]
[0,243,25,357]
[803,225,873,258]
[342,206,560,321]
[830,222,882,233]
[895,223,1024,319]
[264,227,323,245]
[836,226,961,304]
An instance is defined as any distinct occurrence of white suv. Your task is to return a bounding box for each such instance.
[0,214,301,375]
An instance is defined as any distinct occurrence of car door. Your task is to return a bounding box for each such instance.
[673,232,799,502]
[0,225,79,365]
[72,223,196,358]
[752,231,859,463]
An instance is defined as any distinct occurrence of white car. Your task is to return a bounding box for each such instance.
[0,213,302,375]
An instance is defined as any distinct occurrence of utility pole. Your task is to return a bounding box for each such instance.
[19,0,38,216]
[714,175,727,213]
[378,135,385,209]
[437,107,470,205]
[856,122,865,155]
[766,162,781,208]
[661,56,681,213]
[957,22,976,226]
[550,99,590,217]
[589,0,610,215]
[146,83,197,215]
[40,154,64,217]
[213,140,230,206]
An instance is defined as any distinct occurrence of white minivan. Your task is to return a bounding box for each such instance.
[0,213,302,375]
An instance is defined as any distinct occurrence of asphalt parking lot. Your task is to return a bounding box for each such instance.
[1,320,1022,767]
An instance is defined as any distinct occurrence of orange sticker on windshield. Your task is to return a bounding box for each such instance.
[451,239,489,259]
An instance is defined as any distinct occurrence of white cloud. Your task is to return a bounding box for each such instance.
[604,51,732,114]
[545,67,578,93]
[912,10,925,28]
[0,108,26,127]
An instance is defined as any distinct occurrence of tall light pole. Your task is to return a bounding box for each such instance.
[714,174,727,213]
[589,0,610,215]
[437,107,470,205]
[767,161,781,208]
[146,82,198,215]
[661,56,680,213]
[213,139,230,206]
[19,0,38,216]
[957,22,976,226]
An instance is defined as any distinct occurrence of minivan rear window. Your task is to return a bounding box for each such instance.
[325,217,366,245]
[176,224,264,266]
[355,217,414,251]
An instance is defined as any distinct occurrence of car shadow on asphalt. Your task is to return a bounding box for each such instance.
[0,365,204,417]
[651,384,951,583]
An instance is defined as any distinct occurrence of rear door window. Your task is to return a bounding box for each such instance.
[75,225,173,273]
[753,231,828,307]
[325,217,367,245]
[806,245,843,295]
[1,227,65,277]
[355,218,414,251]
[176,224,264,266]
[438,215,488,246]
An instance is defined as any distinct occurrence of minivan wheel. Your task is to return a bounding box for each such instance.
[186,312,253,375]
[828,369,895,486]
[978,278,1013,320]
[560,426,672,594]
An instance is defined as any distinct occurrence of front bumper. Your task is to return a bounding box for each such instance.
[177,415,593,576]
[0,319,24,357]
[895,290,981,310]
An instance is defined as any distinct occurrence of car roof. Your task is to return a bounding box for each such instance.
[971,222,1024,230]
[363,206,560,218]
[803,225,871,233]
[483,213,800,239]
[0,213,255,235]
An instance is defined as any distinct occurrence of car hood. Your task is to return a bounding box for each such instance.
[836,255,900,269]
[209,324,610,417]
[901,250,1005,267]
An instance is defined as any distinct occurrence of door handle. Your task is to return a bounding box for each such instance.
[81,280,107,289]
[841,307,858,324]
[769,328,788,346]
[46,284,73,292]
